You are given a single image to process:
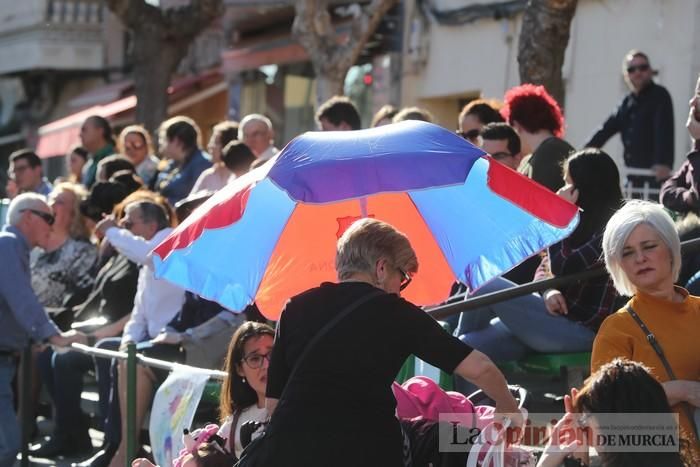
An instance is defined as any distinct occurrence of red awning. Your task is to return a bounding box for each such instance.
[36,95,137,158]
[36,70,224,158]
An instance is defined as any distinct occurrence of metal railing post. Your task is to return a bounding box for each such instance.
[126,342,136,467]
[18,344,32,467]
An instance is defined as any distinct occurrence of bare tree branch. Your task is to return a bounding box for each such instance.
[293,0,396,105]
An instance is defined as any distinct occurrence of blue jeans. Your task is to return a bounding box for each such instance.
[37,347,93,436]
[455,277,595,361]
[96,338,122,446]
[0,357,19,466]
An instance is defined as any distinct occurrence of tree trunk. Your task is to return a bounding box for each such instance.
[293,0,397,109]
[312,70,345,108]
[107,0,223,135]
[518,0,578,108]
[131,29,188,135]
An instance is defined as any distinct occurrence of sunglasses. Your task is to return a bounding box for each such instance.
[457,129,480,141]
[398,268,413,292]
[124,141,145,150]
[21,209,55,226]
[627,63,650,74]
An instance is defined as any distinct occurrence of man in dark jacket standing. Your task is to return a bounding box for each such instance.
[585,50,674,191]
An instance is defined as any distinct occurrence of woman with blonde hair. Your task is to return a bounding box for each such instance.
[31,182,97,329]
[259,218,522,466]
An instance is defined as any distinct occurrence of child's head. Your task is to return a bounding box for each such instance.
[220,321,274,420]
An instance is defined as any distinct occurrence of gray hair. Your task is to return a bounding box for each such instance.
[7,192,48,226]
[602,200,680,296]
[126,200,169,231]
[335,218,418,281]
[238,114,273,140]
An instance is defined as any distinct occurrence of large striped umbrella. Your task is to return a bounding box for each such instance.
[152,121,578,320]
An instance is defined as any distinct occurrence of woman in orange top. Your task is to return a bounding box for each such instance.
[593,200,700,448]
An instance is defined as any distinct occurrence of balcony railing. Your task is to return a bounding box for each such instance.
[46,0,103,25]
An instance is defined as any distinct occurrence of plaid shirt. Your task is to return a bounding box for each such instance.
[535,230,623,332]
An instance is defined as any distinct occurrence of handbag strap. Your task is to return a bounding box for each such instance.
[274,288,384,406]
[625,304,677,379]
[625,304,699,436]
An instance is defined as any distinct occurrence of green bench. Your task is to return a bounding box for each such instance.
[501,352,591,389]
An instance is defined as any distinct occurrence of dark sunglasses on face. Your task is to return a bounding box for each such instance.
[21,209,55,226]
[398,268,413,291]
[627,63,650,74]
[457,129,480,141]
[125,142,145,150]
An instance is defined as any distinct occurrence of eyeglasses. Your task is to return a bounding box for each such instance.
[456,129,480,142]
[242,352,271,369]
[398,268,413,291]
[627,63,650,74]
[21,209,54,226]
[490,151,513,160]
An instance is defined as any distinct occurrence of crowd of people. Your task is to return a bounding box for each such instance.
[0,48,699,467]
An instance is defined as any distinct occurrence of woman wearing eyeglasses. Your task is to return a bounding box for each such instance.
[257,218,522,467]
[131,321,273,467]
[218,321,274,459]
[118,125,160,188]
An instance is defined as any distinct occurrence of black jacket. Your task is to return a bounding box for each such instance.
[586,81,674,169]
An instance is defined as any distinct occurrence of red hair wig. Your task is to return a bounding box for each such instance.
[500,84,565,138]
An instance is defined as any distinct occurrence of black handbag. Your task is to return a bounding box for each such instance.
[233,289,384,467]
[625,304,700,439]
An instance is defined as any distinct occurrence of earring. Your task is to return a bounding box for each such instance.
[242,377,246,384]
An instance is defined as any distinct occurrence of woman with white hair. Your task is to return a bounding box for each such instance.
[259,218,522,467]
[593,200,700,450]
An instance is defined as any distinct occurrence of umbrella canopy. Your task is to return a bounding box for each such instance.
[153,121,579,320]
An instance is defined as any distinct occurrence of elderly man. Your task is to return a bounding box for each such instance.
[586,50,674,189]
[75,198,185,467]
[239,113,278,163]
[8,149,52,196]
[0,193,85,466]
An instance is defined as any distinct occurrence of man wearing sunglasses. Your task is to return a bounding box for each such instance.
[0,193,87,466]
[585,50,674,190]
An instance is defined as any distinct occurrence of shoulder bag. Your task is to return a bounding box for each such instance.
[234,288,384,467]
[625,304,699,439]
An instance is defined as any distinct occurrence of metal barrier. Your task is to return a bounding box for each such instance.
[17,342,226,467]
